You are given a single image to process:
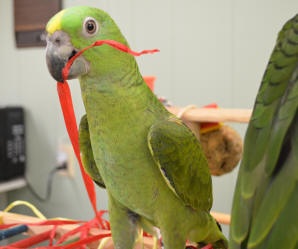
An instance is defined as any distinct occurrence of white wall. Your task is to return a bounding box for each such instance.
[1,0,297,238]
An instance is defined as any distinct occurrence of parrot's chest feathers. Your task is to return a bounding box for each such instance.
[83,85,158,156]
[88,113,162,216]
[89,110,152,164]
[84,90,154,162]
[81,83,173,214]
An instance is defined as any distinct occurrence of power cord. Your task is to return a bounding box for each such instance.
[25,163,67,202]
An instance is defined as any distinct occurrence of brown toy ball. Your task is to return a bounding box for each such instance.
[171,104,243,176]
[200,125,243,176]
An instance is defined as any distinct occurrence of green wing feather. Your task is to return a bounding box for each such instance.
[147,118,212,211]
[79,114,106,188]
[230,14,298,249]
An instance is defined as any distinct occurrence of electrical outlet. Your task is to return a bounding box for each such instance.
[57,143,75,178]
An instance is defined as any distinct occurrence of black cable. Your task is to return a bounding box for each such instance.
[25,163,67,202]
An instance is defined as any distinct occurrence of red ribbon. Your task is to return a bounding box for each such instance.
[4,232,112,249]
[61,40,159,83]
[57,82,98,214]
[5,230,53,249]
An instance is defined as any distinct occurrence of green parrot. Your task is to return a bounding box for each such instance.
[229,14,298,249]
[45,6,227,249]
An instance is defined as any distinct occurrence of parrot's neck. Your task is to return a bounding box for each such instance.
[80,63,143,93]
[79,71,166,133]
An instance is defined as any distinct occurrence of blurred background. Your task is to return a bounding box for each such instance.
[0,0,297,238]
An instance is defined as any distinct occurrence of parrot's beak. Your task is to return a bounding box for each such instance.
[46,31,90,82]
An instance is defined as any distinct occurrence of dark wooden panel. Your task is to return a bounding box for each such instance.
[14,0,61,47]
[15,30,46,47]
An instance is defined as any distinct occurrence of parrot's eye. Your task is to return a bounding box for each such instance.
[83,17,99,36]
[86,20,96,33]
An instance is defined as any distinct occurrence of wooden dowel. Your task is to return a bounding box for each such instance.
[0,210,231,249]
[167,106,252,123]
[0,211,52,236]
[210,211,231,225]
[1,210,231,228]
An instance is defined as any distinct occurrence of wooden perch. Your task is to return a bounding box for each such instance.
[210,211,231,225]
[167,106,252,123]
[0,211,231,248]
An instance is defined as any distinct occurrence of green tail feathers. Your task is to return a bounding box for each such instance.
[230,14,298,249]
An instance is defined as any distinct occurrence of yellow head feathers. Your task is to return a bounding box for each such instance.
[46,9,66,35]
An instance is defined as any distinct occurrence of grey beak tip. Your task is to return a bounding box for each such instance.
[46,53,65,82]
[45,31,89,82]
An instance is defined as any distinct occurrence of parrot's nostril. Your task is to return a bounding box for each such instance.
[68,50,78,61]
